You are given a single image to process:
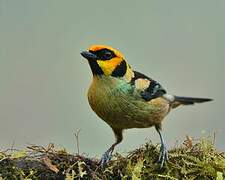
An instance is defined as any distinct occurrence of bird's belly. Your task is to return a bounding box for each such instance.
[88,78,170,129]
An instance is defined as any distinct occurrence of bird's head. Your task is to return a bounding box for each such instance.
[81,45,133,81]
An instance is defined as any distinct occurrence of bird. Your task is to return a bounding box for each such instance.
[80,44,212,168]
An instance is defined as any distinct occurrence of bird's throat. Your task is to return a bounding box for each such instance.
[88,60,104,75]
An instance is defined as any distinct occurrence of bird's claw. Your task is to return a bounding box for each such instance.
[100,149,113,167]
[158,143,168,168]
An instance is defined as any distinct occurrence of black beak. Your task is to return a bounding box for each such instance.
[81,51,98,60]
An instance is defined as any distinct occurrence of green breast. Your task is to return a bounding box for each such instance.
[88,76,167,129]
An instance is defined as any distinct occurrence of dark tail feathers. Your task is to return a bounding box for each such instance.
[174,96,213,105]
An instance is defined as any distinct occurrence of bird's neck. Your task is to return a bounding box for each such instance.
[90,60,134,83]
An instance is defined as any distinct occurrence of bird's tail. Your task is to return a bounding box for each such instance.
[174,96,213,105]
[163,94,213,108]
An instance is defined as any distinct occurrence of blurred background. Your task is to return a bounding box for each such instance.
[0,0,224,156]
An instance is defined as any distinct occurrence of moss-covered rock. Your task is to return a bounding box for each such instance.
[0,137,224,179]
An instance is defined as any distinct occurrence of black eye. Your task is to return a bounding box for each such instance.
[102,51,112,60]
[93,48,116,60]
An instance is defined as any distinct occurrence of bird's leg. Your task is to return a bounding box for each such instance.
[100,128,123,167]
[100,143,115,166]
[155,125,168,168]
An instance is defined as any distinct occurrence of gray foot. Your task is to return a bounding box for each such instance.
[158,143,169,168]
[100,149,113,167]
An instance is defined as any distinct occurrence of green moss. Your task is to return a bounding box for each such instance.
[0,137,224,179]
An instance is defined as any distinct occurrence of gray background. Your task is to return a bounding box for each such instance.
[0,0,224,156]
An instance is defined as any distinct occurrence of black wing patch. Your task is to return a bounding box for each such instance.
[131,71,166,101]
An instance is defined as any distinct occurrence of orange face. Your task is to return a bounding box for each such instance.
[81,45,125,76]
[81,45,134,81]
